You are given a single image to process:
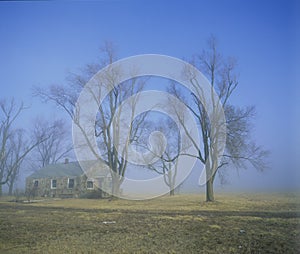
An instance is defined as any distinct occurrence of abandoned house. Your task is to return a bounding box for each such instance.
[25,159,112,198]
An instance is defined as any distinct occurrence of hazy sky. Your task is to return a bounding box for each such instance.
[0,0,299,191]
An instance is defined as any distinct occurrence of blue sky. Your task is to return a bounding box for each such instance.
[0,0,299,191]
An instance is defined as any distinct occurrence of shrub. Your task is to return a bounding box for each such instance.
[79,190,103,199]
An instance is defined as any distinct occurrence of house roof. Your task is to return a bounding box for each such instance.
[28,161,110,179]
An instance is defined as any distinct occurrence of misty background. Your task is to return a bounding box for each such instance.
[0,0,299,193]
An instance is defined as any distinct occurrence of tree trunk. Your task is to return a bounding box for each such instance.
[8,183,13,196]
[8,166,18,196]
[111,176,121,197]
[169,188,175,196]
[206,178,214,202]
[0,185,2,197]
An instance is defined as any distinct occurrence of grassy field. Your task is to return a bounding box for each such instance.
[0,193,299,253]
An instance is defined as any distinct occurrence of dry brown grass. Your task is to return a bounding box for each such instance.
[0,193,299,253]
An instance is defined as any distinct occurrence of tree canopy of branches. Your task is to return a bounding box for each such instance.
[0,99,47,196]
[31,118,73,168]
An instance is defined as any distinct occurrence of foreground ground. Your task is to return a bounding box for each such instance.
[0,193,299,253]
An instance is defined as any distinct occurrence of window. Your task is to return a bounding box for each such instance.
[68,178,74,189]
[33,180,38,188]
[51,179,57,189]
[87,180,94,189]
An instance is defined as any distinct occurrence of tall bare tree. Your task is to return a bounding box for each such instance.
[171,36,268,201]
[34,42,148,196]
[0,99,47,196]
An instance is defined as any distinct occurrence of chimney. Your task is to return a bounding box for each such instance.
[64,158,69,164]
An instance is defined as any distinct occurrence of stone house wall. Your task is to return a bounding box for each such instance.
[26,175,111,198]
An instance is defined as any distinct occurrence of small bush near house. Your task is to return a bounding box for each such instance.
[79,190,103,199]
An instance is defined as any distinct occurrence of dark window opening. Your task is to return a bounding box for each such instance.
[87,181,93,189]
[51,179,57,189]
[34,180,38,187]
[68,178,74,189]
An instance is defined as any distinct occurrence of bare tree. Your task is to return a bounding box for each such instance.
[6,130,26,195]
[34,42,148,197]
[0,99,47,196]
[171,36,269,201]
[31,118,73,168]
[145,118,184,196]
